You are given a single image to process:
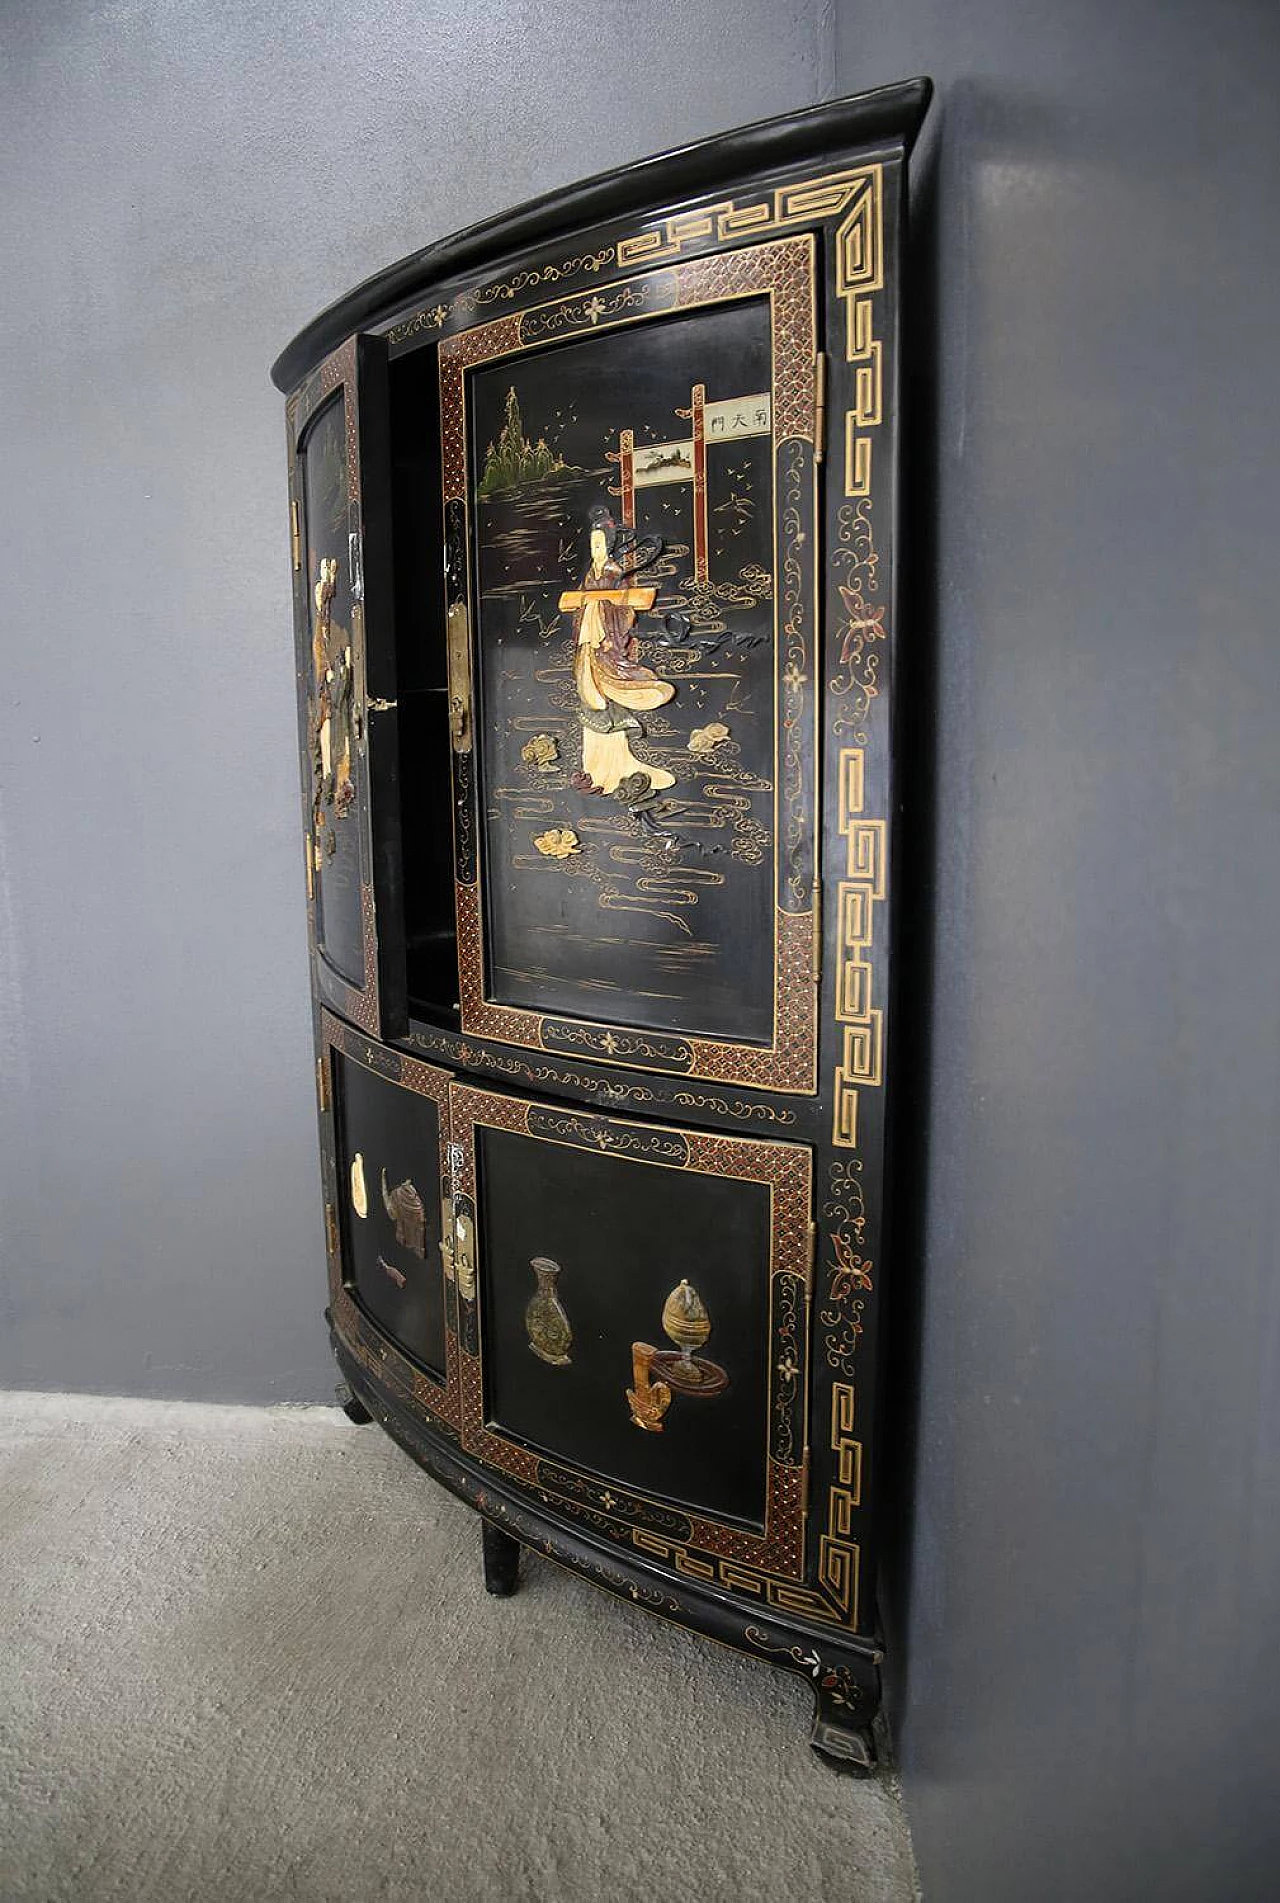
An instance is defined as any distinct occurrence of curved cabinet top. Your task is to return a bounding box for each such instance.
[269,79,931,393]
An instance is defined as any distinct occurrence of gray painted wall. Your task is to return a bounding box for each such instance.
[829,4,1280,1901]
[3,3,1277,1897]
[0,0,828,1402]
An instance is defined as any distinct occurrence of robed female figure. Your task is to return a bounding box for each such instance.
[568,509,676,795]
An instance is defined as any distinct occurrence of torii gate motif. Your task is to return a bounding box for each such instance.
[607,386,772,583]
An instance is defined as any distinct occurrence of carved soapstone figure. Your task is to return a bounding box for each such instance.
[654,1277,728,1393]
[627,1278,728,1430]
[380,1169,426,1258]
[559,507,676,796]
[349,1152,368,1219]
[524,1256,573,1366]
[311,556,355,858]
[626,1342,672,1432]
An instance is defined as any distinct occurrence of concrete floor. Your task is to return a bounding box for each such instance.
[0,1392,919,1902]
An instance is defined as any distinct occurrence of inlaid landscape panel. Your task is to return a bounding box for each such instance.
[440,238,820,1090]
[471,299,775,1043]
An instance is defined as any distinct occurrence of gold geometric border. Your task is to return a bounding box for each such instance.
[630,1377,861,1627]
[831,748,885,1149]
[835,176,883,499]
[617,167,879,279]
[817,158,888,1617]
[448,1079,812,1581]
[438,237,821,1095]
[617,166,883,501]
[817,1381,862,1622]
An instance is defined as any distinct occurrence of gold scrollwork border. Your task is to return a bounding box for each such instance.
[387,247,619,347]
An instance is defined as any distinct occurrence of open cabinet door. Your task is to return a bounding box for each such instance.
[287,335,407,1037]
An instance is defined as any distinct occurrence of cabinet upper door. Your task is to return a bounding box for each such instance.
[288,336,406,1037]
[440,235,821,1092]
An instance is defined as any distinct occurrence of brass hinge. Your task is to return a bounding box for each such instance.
[325,1202,339,1258]
[439,1194,456,1285]
[447,602,472,753]
[811,878,823,982]
[316,1055,330,1114]
[366,696,397,713]
[453,1205,476,1304]
[807,1218,819,1294]
[290,499,302,571]
[814,353,828,464]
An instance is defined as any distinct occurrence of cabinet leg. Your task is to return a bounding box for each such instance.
[810,1686,878,1775]
[336,1382,373,1425]
[481,1519,521,1597]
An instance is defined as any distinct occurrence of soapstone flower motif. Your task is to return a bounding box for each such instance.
[688,721,730,754]
[522,733,559,773]
[533,827,580,859]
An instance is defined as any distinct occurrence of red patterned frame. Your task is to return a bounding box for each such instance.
[439,236,821,1094]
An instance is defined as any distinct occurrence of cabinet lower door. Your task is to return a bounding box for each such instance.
[439,235,821,1096]
[321,1013,457,1424]
[448,1080,813,1585]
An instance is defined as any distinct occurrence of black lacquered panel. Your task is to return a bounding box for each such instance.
[333,1050,446,1378]
[469,300,776,1044]
[301,393,364,988]
[473,1121,771,1526]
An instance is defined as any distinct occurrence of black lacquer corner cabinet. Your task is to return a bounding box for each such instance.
[273,80,930,1772]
